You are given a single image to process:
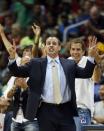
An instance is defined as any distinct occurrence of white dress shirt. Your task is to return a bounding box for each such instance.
[42,56,71,104]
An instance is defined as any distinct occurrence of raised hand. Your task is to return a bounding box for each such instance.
[0,24,16,58]
[88,36,98,57]
[31,23,41,57]
[88,36,104,64]
[88,36,97,48]
[0,23,13,51]
[8,39,17,59]
[32,23,41,36]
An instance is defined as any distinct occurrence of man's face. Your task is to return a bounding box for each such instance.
[90,6,99,21]
[70,43,85,63]
[45,37,61,58]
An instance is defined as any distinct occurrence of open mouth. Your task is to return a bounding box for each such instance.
[49,48,54,52]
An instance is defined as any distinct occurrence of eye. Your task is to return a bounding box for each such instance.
[52,42,57,45]
[47,42,51,45]
[77,48,81,51]
[71,48,75,51]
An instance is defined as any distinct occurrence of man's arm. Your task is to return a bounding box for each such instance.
[0,24,17,59]
[75,36,97,78]
[0,24,30,77]
[32,23,42,57]
[92,65,101,83]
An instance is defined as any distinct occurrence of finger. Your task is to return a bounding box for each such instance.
[32,25,35,30]
[33,23,38,28]
[12,39,15,46]
[31,26,36,33]
[88,36,92,42]
[88,36,93,47]
[33,23,40,29]
[12,39,16,51]
[92,36,97,46]
[89,36,97,48]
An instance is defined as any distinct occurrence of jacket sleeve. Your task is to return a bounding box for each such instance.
[75,60,96,78]
[8,60,31,78]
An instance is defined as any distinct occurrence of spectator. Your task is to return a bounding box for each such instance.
[68,37,97,129]
[85,5,104,42]
[93,84,104,124]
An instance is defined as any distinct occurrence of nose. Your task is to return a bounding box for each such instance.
[73,49,78,54]
[50,43,54,46]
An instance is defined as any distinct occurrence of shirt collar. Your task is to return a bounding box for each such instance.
[47,55,60,64]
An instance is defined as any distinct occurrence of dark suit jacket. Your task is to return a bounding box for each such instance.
[8,57,95,121]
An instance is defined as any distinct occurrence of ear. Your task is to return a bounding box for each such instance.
[82,50,85,56]
[58,45,61,51]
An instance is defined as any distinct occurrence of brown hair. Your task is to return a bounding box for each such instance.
[68,38,86,51]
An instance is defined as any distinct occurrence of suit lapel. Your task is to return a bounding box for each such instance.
[59,58,69,83]
[41,57,47,87]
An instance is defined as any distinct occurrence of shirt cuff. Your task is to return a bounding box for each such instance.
[87,56,95,64]
[8,59,16,64]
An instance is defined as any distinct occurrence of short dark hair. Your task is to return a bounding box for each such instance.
[45,36,61,45]
[22,45,33,51]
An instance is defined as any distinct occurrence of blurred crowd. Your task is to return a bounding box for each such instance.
[0,0,104,131]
